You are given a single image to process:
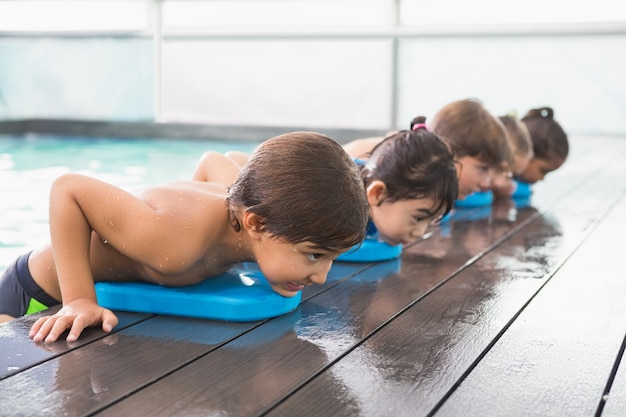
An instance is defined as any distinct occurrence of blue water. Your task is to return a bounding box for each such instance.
[0,133,259,271]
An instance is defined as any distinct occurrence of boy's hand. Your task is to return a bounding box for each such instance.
[29,299,118,343]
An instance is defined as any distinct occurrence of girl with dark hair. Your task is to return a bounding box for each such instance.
[348,116,458,247]
[517,106,569,184]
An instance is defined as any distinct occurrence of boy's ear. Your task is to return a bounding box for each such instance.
[242,212,266,240]
[366,180,388,206]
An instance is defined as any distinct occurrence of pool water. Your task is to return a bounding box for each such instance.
[0,133,259,271]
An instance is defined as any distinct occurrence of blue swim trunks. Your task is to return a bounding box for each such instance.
[0,252,60,317]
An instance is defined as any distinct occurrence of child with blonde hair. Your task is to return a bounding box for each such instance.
[429,98,514,202]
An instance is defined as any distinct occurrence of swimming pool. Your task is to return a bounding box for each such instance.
[0,133,259,271]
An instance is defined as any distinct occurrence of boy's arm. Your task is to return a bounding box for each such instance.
[192,151,245,185]
[29,173,208,343]
[492,172,517,198]
[30,174,121,342]
[342,136,384,160]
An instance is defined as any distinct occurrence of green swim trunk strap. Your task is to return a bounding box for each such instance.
[26,298,49,315]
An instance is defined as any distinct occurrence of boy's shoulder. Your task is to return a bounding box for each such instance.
[140,180,229,199]
[137,181,230,228]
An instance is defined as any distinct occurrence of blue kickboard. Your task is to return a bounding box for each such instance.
[455,190,494,207]
[95,268,301,322]
[450,205,492,222]
[512,180,532,198]
[337,239,402,262]
[439,210,453,224]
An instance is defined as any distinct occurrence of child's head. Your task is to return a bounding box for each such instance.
[228,131,369,251]
[499,114,533,176]
[518,107,569,184]
[490,114,534,197]
[359,116,458,245]
[430,99,513,198]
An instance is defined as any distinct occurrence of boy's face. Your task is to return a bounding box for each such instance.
[369,197,442,246]
[517,156,565,184]
[512,152,533,176]
[456,156,496,198]
[252,236,341,297]
[491,171,516,198]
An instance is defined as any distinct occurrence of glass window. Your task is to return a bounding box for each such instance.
[400,0,626,26]
[0,1,148,32]
[161,40,392,128]
[163,0,392,31]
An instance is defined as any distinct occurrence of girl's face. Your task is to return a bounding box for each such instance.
[367,182,443,246]
[252,236,341,297]
[456,156,496,198]
[517,156,565,184]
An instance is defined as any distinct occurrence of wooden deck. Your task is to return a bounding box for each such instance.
[1,135,626,417]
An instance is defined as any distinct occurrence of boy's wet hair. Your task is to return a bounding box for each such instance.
[430,98,514,170]
[228,131,368,250]
[521,107,569,162]
[499,114,533,161]
[361,116,458,217]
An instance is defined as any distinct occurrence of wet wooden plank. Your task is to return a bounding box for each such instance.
[92,199,548,416]
[436,193,626,417]
[0,136,622,417]
[92,261,424,416]
[602,335,626,416]
[264,141,626,416]
[89,137,624,416]
[0,307,150,380]
[0,316,261,417]
[0,261,369,417]
[266,210,619,415]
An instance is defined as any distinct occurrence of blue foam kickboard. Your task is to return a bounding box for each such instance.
[512,180,532,198]
[513,195,531,209]
[450,205,492,222]
[455,190,494,207]
[337,239,402,262]
[439,210,453,224]
[95,268,301,322]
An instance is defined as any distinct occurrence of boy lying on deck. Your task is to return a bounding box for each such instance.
[0,132,369,343]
